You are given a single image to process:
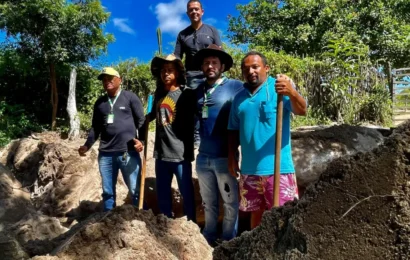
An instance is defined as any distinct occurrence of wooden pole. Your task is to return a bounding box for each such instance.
[138,95,153,210]
[273,94,283,207]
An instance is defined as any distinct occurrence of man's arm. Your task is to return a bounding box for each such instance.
[174,33,183,60]
[130,93,146,130]
[137,94,158,146]
[180,88,197,150]
[130,93,146,152]
[79,103,101,155]
[275,75,307,116]
[227,98,241,178]
[228,130,240,178]
[212,26,222,47]
[289,90,307,116]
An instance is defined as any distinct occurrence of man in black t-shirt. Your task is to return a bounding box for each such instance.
[78,67,145,211]
[174,0,222,82]
[148,54,196,222]
[174,0,222,146]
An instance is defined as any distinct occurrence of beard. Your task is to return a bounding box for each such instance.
[246,75,260,86]
[205,69,221,80]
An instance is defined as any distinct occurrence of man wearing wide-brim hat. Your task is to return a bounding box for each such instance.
[145,54,197,222]
[193,44,243,246]
[78,67,146,212]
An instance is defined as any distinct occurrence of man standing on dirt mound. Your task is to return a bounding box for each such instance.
[174,0,222,148]
[146,54,196,222]
[193,44,243,246]
[78,67,145,212]
[228,51,307,229]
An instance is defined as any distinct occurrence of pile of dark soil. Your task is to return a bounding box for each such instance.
[214,122,410,259]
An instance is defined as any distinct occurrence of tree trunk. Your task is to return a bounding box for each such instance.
[49,63,58,130]
[67,67,80,140]
[386,61,394,102]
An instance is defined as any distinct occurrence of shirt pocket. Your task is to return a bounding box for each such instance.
[259,101,276,121]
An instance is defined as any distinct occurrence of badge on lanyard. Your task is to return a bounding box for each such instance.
[107,113,114,124]
[202,77,226,120]
[107,89,122,124]
[202,106,208,119]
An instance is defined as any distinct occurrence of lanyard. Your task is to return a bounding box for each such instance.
[203,77,226,106]
[108,89,122,113]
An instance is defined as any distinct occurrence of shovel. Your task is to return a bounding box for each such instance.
[138,95,153,210]
[273,94,283,207]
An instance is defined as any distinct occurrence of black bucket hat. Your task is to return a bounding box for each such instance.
[193,44,233,72]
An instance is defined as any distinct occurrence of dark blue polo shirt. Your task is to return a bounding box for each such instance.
[84,90,145,152]
[174,23,222,75]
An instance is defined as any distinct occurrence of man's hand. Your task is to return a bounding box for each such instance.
[78,146,88,156]
[133,139,144,152]
[275,74,296,96]
[228,156,240,179]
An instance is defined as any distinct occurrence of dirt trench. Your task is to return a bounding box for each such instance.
[0,125,390,259]
[214,122,410,260]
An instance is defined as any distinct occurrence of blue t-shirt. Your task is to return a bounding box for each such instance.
[228,76,295,175]
[196,78,243,157]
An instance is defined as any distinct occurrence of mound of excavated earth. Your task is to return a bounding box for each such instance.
[214,122,410,260]
[0,125,385,223]
[0,125,388,259]
[31,205,212,260]
[0,132,202,223]
[0,158,68,260]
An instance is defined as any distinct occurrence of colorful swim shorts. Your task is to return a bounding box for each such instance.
[239,173,299,212]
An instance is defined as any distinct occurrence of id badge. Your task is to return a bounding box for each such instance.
[202,106,208,119]
[107,113,114,124]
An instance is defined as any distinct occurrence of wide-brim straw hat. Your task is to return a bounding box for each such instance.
[151,54,185,83]
[193,44,233,72]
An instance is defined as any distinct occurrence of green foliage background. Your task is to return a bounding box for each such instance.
[0,0,400,146]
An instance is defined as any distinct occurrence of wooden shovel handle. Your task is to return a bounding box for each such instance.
[273,94,283,207]
[139,95,153,210]
[138,114,150,210]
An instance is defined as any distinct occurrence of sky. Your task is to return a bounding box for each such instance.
[99,0,250,65]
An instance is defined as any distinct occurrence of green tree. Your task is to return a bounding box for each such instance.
[229,0,410,63]
[0,0,114,129]
[115,59,156,104]
[228,0,410,97]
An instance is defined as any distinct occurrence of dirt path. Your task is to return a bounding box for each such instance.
[393,110,410,126]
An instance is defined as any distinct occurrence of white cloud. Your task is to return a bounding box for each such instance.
[113,18,136,35]
[154,0,190,36]
[204,18,217,25]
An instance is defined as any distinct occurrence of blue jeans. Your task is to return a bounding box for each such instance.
[186,74,205,146]
[98,151,141,211]
[155,160,196,222]
[196,153,239,244]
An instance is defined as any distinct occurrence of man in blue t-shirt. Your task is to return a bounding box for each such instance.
[193,44,243,246]
[228,51,307,229]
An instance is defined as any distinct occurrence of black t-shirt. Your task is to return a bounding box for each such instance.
[148,87,196,162]
[174,23,222,74]
[84,90,145,152]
